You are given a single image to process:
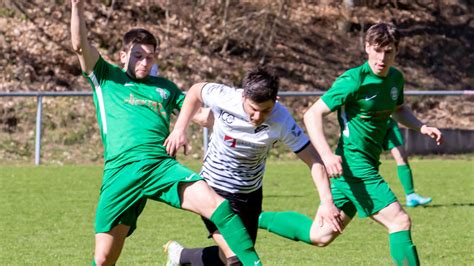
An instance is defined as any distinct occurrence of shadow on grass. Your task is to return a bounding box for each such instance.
[414,203,474,208]
[264,194,305,198]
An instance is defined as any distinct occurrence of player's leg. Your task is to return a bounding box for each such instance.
[370,201,419,266]
[204,188,261,265]
[391,146,432,207]
[93,163,148,265]
[145,159,260,265]
[385,120,431,207]
[309,208,352,246]
[391,145,414,195]
[258,184,354,246]
[258,211,314,244]
[258,208,352,247]
[179,181,261,265]
[93,225,130,265]
[347,170,418,265]
[174,187,261,266]
[166,240,223,266]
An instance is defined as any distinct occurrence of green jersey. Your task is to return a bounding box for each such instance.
[322,61,404,177]
[84,57,185,169]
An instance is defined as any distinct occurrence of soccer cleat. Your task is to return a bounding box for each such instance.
[163,240,184,266]
[406,193,432,207]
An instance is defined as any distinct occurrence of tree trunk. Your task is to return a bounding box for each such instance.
[220,0,230,54]
[338,0,354,32]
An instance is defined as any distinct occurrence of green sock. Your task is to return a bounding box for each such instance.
[389,230,420,266]
[258,211,312,244]
[397,164,415,195]
[210,200,261,266]
[91,258,96,266]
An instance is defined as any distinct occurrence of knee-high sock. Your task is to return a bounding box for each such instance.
[180,246,224,266]
[397,164,415,195]
[258,211,312,244]
[210,200,261,266]
[389,230,420,266]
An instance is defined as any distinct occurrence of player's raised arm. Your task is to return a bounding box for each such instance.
[164,82,207,156]
[392,104,443,145]
[70,0,99,74]
[295,145,343,233]
[304,99,343,178]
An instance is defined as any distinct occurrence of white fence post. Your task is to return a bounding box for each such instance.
[35,95,43,166]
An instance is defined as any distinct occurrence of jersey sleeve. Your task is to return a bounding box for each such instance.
[278,105,310,153]
[321,72,359,112]
[201,83,233,108]
[83,56,112,88]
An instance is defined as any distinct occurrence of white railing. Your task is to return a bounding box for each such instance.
[1,90,472,165]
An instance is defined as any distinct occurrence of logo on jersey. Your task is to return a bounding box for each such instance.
[124,93,166,117]
[206,84,226,94]
[254,124,269,133]
[156,88,169,99]
[364,94,377,101]
[224,135,237,148]
[291,124,302,137]
[390,87,398,101]
[219,111,235,125]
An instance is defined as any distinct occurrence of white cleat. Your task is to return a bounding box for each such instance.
[406,193,432,207]
[163,240,184,266]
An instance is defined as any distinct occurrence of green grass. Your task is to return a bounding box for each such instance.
[1,159,473,265]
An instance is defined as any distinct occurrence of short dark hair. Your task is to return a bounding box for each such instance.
[242,66,279,103]
[365,22,400,49]
[122,28,159,52]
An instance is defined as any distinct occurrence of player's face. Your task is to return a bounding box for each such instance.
[365,43,397,77]
[121,43,157,79]
[242,97,275,126]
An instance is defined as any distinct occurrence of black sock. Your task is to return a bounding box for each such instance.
[180,246,224,266]
[226,256,242,266]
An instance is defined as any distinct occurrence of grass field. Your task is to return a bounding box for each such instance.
[1,158,473,265]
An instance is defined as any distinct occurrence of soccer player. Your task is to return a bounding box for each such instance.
[258,23,443,265]
[162,67,342,265]
[70,1,262,265]
[384,118,432,207]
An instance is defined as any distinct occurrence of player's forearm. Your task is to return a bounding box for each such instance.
[70,1,88,54]
[392,105,424,132]
[303,101,333,158]
[311,163,334,204]
[295,144,334,203]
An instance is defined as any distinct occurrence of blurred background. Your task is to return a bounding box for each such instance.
[0,0,472,164]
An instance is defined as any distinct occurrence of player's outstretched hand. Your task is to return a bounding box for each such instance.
[164,130,189,157]
[321,153,343,178]
[317,202,343,233]
[420,125,443,145]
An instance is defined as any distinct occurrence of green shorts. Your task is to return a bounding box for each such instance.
[382,118,404,151]
[331,174,397,218]
[95,158,203,236]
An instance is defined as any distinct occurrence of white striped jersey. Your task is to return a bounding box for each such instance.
[201,83,310,193]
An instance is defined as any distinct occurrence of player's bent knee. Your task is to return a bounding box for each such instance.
[93,254,112,266]
[393,212,411,231]
[310,233,338,247]
[399,213,412,229]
